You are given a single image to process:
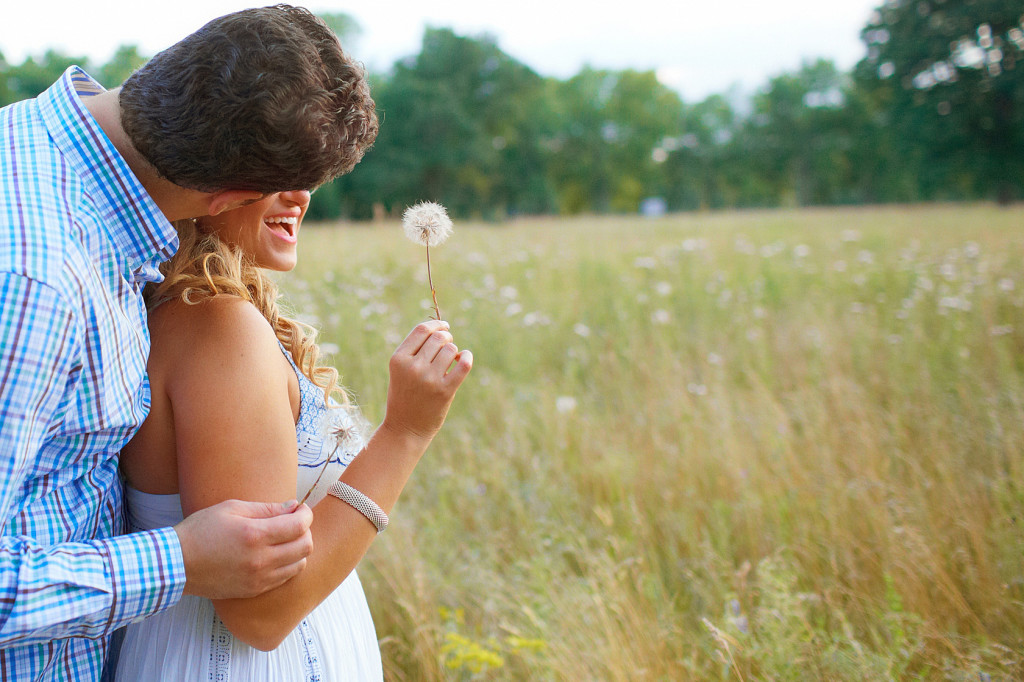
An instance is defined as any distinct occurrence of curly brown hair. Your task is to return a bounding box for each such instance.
[119,4,378,193]
[149,218,348,406]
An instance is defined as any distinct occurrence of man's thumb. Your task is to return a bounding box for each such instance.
[236,499,300,518]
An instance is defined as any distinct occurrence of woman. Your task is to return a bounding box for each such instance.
[114,189,472,680]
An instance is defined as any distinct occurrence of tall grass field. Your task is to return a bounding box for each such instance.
[285,204,1024,680]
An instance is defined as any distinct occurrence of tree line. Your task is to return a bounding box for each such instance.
[2,1,1021,220]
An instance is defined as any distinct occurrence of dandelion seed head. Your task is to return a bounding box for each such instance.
[402,201,453,247]
[556,396,578,414]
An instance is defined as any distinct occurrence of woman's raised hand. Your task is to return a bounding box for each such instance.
[382,320,473,443]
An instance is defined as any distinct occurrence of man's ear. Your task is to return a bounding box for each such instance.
[206,189,268,216]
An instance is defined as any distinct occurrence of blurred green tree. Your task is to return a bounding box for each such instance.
[746,59,859,206]
[0,52,12,107]
[319,12,362,45]
[547,67,684,214]
[3,50,88,103]
[311,27,552,220]
[857,0,1024,203]
[95,45,148,88]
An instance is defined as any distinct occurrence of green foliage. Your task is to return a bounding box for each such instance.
[1,49,89,106]
[318,12,362,45]
[4,4,1023,215]
[95,45,147,88]
[857,0,1024,203]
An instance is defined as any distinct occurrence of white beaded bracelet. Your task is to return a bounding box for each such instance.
[327,481,389,534]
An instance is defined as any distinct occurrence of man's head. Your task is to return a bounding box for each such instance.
[119,4,378,194]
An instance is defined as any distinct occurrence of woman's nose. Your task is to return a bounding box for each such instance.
[280,189,311,206]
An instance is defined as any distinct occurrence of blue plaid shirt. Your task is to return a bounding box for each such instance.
[0,68,186,680]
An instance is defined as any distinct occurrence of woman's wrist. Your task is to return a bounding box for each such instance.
[373,418,433,463]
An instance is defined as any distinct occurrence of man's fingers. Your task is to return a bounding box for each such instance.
[265,532,314,572]
[256,556,308,594]
[253,503,314,546]
[233,498,299,519]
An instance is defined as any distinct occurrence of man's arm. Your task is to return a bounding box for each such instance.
[0,273,313,645]
[0,272,184,644]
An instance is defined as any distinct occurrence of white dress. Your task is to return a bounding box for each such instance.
[115,343,383,681]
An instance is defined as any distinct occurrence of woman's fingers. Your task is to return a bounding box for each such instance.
[415,330,454,363]
[394,320,449,356]
[434,342,459,369]
[445,350,473,386]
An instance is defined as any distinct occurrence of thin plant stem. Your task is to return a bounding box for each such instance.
[426,245,441,320]
[299,444,338,506]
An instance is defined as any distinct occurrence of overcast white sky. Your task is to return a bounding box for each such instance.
[2,0,881,100]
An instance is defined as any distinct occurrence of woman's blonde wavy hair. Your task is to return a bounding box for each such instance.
[148,218,348,406]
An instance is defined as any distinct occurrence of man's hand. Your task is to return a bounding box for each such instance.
[174,499,314,599]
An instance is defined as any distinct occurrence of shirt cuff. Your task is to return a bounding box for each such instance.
[94,527,186,631]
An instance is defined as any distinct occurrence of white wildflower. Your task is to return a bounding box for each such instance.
[522,312,551,327]
[402,202,453,247]
[402,201,453,320]
[573,323,592,338]
[299,405,370,505]
[555,396,578,414]
[321,405,370,462]
[651,309,671,324]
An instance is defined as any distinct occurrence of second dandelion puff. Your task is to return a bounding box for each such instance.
[402,201,453,320]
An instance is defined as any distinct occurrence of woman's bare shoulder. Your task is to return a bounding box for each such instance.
[147,295,284,380]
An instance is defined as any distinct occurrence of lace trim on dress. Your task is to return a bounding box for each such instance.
[298,618,323,681]
[210,615,232,681]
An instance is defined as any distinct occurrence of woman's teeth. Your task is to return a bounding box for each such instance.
[266,217,297,225]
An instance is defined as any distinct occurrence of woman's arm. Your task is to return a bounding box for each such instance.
[161,298,470,650]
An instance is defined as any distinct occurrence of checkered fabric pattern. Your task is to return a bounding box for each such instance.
[0,67,186,680]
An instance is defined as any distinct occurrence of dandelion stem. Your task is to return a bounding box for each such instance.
[298,445,338,506]
[426,245,441,320]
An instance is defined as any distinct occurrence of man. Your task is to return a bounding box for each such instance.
[0,5,379,679]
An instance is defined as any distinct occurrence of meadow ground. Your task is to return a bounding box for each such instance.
[286,203,1024,680]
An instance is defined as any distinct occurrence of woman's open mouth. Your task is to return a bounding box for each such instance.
[265,216,298,243]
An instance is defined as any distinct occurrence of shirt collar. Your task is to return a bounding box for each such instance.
[37,67,178,274]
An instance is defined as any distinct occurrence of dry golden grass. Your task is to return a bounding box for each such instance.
[287,204,1024,680]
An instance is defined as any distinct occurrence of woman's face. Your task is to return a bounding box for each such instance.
[198,190,311,271]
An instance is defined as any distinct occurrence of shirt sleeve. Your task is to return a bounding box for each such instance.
[0,272,186,645]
